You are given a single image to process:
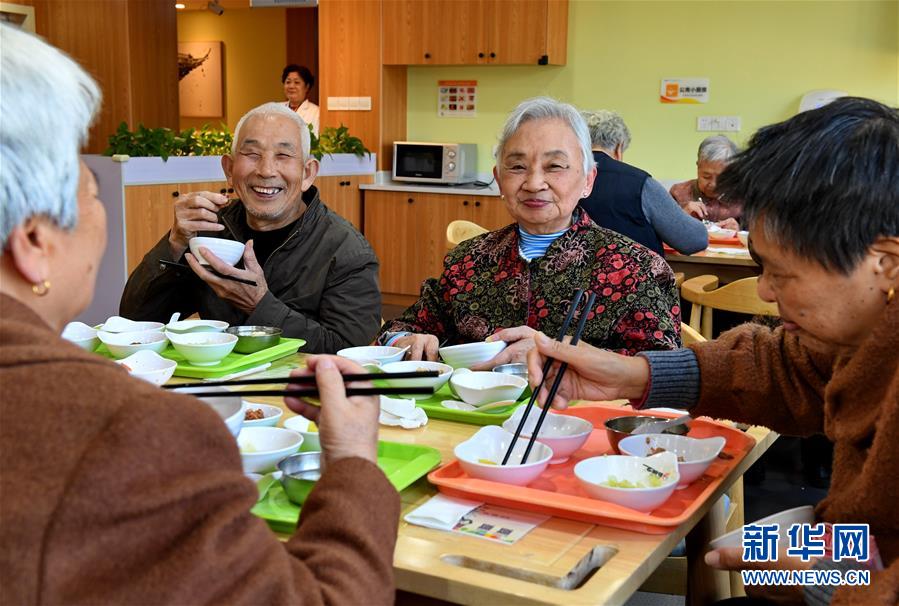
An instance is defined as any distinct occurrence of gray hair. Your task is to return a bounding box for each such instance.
[0,24,101,250]
[231,102,311,158]
[698,135,739,164]
[495,97,594,175]
[582,110,631,153]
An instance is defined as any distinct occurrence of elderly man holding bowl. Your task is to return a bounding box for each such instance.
[380,97,681,367]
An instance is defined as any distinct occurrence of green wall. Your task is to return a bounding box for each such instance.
[406,0,898,180]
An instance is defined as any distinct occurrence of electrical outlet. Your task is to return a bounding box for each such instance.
[697,116,713,131]
[724,116,741,131]
[710,117,724,131]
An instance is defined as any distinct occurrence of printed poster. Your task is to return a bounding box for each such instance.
[660,78,710,104]
[438,80,477,117]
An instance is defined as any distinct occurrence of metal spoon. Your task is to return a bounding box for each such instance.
[631,414,692,436]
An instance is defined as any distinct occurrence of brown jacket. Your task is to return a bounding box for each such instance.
[690,299,899,605]
[0,295,399,605]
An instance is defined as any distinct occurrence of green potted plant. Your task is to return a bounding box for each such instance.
[311,124,376,175]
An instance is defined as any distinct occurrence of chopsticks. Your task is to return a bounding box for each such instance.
[172,386,435,399]
[501,289,585,465]
[158,259,258,287]
[164,370,439,390]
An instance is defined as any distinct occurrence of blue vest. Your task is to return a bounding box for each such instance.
[579,151,664,257]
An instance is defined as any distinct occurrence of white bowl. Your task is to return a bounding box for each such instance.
[62,321,100,351]
[283,416,321,452]
[449,371,527,406]
[97,330,169,359]
[438,340,507,369]
[115,350,177,386]
[574,452,680,512]
[98,316,165,333]
[710,505,815,550]
[166,331,238,366]
[241,402,283,428]
[380,360,453,400]
[454,425,553,486]
[174,385,245,438]
[237,426,303,473]
[618,434,727,487]
[336,345,406,365]
[166,319,229,334]
[737,230,749,246]
[502,407,593,464]
[189,236,246,266]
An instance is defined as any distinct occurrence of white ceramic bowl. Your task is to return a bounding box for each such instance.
[189,236,246,266]
[165,319,229,334]
[618,434,727,487]
[502,407,593,464]
[438,340,507,369]
[241,402,283,428]
[380,360,453,399]
[283,415,321,452]
[737,230,749,247]
[237,426,303,473]
[174,385,245,438]
[98,316,165,333]
[166,331,238,366]
[449,371,527,406]
[336,345,406,365]
[98,330,169,359]
[454,425,553,486]
[115,350,177,386]
[574,452,680,512]
[62,321,100,351]
[710,505,815,550]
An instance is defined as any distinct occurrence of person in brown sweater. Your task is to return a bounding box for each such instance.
[0,24,398,605]
[527,97,899,605]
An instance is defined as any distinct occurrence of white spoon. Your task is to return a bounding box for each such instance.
[168,312,181,326]
[632,414,692,436]
[101,315,142,333]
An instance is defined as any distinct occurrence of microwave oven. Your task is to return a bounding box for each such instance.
[392,142,477,184]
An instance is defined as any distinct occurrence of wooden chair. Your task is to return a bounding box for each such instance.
[446,219,488,250]
[681,275,778,340]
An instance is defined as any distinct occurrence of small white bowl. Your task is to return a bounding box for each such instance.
[174,385,245,438]
[98,330,169,359]
[166,319,229,334]
[438,340,507,369]
[237,426,303,473]
[115,350,177,386]
[618,434,727,487]
[710,505,815,550]
[574,452,680,512]
[98,316,165,334]
[62,321,100,351]
[737,230,749,247]
[502,407,593,464]
[454,425,553,486]
[241,402,283,428]
[283,415,321,452]
[449,371,527,406]
[380,360,453,399]
[189,236,246,266]
[166,331,238,366]
[336,345,406,365]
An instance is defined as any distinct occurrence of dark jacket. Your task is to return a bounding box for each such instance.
[120,186,381,353]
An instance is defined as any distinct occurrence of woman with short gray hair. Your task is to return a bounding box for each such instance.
[669,134,743,229]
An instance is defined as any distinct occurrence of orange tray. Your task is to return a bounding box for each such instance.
[428,404,756,534]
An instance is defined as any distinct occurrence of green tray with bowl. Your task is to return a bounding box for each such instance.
[96,337,305,379]
[411,383,529,425]
[252,440,441,534]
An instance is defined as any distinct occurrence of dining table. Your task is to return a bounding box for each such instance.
[666,243,759,285]
[170,352,777,606]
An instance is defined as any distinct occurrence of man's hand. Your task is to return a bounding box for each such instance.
[705,547,814,604]
[168,191,230,259]
[393,333,439,361]
[185,240,267,314]
[471,326,537,370]
[716,217,740,231]
[683,200,708,220]
[526,332,650,408]
[284,356,379,466]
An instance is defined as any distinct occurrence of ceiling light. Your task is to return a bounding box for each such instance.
[174,3,185,8]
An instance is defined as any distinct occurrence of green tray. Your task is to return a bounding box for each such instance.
[252,440,441,534]
[97,337,305,379]
[371,379,527,426]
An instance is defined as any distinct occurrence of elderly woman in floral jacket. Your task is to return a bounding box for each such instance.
[379,97,681,367]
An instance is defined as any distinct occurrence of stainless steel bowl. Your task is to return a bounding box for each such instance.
[492,363,528,379]
[278,452,322,505]
[225,325,282,354]
[604,415,690,454]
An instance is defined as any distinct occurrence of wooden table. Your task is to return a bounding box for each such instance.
[667,245,759,285]
[177,354,776,606]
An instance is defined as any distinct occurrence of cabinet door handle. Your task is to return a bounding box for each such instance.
[424,53,431,59]
[228,187,234,194]
[489,52,496,59]
[219,188,227,194]
[407,197,414,204]
[462,200,469,206]
[171,191,180,198]
[478,52,485,58]
[475,201,481,207]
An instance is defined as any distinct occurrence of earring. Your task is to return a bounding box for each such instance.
[32,279,51,297]
[889,287,895,303]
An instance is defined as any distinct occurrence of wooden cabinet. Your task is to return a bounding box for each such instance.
[364,190,510,297]
[382,0,568,66]
[315,174,374,230]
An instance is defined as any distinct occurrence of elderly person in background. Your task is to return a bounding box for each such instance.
[669,134,742,229]
[120,102,380,353]
[578,110,707,256]
[379,97,681,367]
[282,64,319,136]
[1,25,397,604]
[530,97,899,606]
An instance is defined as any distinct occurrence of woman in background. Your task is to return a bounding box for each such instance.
[282,63,319,135]
[669,134,742,229]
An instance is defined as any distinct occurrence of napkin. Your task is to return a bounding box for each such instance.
[404,494,483,531]
[705,246,750,256]
[379,395,428,429]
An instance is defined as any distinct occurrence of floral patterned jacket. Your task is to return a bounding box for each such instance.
[379,211,681,355]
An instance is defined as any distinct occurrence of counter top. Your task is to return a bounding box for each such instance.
[360,171,501,197]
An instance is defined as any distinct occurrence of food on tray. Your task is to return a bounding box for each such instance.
[600,474,664,489]
[244,408,265,421]
[478,458,497,465]
[717,451,735,460]
[645,440,686,462]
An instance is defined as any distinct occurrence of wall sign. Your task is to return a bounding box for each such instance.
[438,80,477,117]
[660,78,709,104]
